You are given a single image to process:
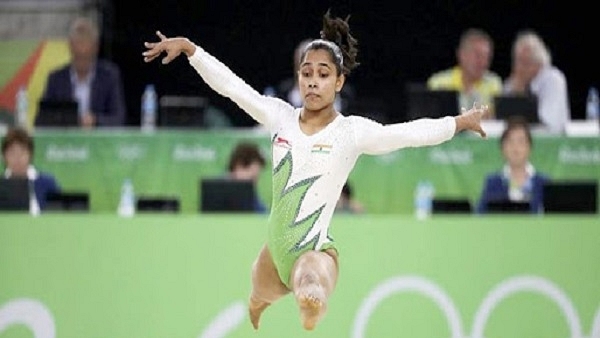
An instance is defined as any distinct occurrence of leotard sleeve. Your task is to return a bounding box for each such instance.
[187,45,292,130]
[351,115,457,155]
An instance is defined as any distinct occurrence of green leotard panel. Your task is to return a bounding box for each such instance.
[267,151,336,288]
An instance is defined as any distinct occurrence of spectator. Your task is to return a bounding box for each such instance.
[476,117,549,214]
[227,141,268,213]
[41,16,126,128]
[335,182,364,214]
[1,127,61,211]
[503,30,570,134]
[427,28,502,118]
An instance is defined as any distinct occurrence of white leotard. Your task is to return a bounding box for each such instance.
[188,45,456,287]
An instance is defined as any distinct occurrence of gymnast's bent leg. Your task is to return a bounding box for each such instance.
[290,248,339,330]
[248,243,290,330]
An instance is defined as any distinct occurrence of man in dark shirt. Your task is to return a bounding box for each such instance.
[41,16,126,128]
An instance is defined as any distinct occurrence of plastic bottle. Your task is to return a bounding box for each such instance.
[414,180,434,220]
[15,86,28,128]
[263,86,276,97]
[141,84,157,131]
[28,181,40,217]
[586,86,599,120]
[117,178,135,217]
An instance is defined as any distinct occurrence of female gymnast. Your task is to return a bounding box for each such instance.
[142,10,488,331]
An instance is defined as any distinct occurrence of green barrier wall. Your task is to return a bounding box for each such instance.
[29,130,600,214]
[1,214,599,338]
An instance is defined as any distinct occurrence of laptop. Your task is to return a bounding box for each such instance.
[405,83,459,120]
[45,192,90,212]
[35,99,79,127]
[137,196,180,213]
[494,94,539,124]
[543,180,598,214]
[159,95,208,128]
[486,200,531,213]
[199,177,256,213]
[432,198,472,214]
[0,177,30,211]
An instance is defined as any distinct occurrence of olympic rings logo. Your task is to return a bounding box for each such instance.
[353,274,600,338]
[1,274,599,338]
[0,298,246,338]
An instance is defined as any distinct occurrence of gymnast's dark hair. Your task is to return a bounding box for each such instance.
[302,9,360,76]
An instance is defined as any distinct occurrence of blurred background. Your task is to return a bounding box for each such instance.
[1,0,599,126]
[1,1,599,337]
[116,0,598,126]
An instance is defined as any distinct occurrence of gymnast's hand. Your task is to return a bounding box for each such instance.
[143,31,196,64]
[455,103,488,138]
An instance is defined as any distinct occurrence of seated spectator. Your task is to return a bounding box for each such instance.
[2,127,61,211]
[41,16,126,128]
[427,28,502,118]
[476,117,549,214]
[503,29,570,134]
[227,141,268,213]
[335,182,364,214]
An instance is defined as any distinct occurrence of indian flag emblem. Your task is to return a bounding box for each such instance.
[311,144,332,154]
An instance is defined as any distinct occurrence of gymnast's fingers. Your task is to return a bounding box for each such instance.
[156,30,168,41]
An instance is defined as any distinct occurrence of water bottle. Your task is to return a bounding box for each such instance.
[141,84,157,131]
[28,180,40,217]
[118,178,135,217]
[263,86,276,97]
[586,86,599,120]
[414,180,434,220]
[15,86,28,128]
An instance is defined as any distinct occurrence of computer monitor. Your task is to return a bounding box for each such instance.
[159,95,208,128]
[199,178,256,213]
[494,94,539,124]
[0,177,30,211]
[486,200,531,214]
[543,180,598,214]
[405,83,459,120]
[432,198,472,214]
[35,99,79,127]
[137,196,180,213]
[45,192,90,212]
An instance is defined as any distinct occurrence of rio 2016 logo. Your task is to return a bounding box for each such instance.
[1,274,599,338]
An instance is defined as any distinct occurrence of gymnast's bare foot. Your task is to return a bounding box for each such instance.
[248,296,270,330]
[295,275,327,330]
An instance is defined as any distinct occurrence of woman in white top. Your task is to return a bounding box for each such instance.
[503,30,571,134]
[143,9,488,331]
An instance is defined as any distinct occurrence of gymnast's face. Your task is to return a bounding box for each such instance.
[298,49,345,112]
